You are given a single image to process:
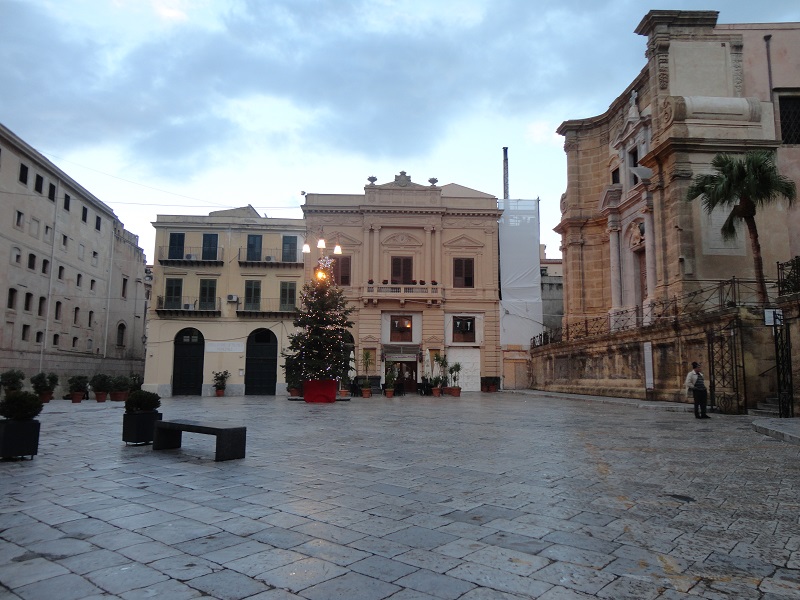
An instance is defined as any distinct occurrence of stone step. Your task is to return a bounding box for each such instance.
[750,407,781,418]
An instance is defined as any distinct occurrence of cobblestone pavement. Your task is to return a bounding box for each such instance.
[2,391,799,599]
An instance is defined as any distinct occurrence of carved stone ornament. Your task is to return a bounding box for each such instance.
[563,136,578,153]
[731,42,743,97]
[367,176,378,185]
[394,171,411,187]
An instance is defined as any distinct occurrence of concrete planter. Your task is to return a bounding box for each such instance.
[122,411,163,445]
[0,419,40,459]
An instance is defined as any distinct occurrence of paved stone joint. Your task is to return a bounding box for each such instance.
[1,391,799,599]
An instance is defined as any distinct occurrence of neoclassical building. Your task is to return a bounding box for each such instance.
[143,207,307,396]
[303,172,503,392]
[0,122,148,393]
[555,10,800,329]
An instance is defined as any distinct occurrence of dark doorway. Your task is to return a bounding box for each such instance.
[172,328,204,395]
[246,328,278,395]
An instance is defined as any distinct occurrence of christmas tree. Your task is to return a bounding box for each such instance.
[283,256,355,383]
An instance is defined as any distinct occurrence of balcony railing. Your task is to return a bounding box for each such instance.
[365,283,443,303]
[158,246,224,264]
[156,296,221,313]
[778,256,800,296]
[532,277,773,348]
[237,247,301,266]
[236,298,298,314]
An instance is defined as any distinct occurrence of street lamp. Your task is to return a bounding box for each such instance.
[302,233,341,256]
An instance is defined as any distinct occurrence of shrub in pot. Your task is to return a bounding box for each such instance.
[0,390,43,459]
[67,375,89,403]
[123,390,162,445]
[109,375,130,401]
[212,370,230,396]
[1,369,25,396]
[30,372,58,402]
[89,374,112,402]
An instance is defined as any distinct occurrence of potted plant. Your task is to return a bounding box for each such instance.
[89,374,112,402]
[449,362,462,397]
[67,375,88,403]
[368,279,374,285]
[382,279,388,285]
[384,366,397,398]
[123,390,162,445]
[1,369,25,396]
[431,280,438,286]
[339,375,351,398]
[129,372,143,392]
[0,391,43,459]
[360,349,374,398]
[419,280,426,285]
[30,372,58,403]
[282,260,355,403]
[109,375,130,402]
[434,353,449,394]
[213,370,230,396]
[430,375,442,397]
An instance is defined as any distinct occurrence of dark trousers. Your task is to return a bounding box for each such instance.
[694,388,708,417]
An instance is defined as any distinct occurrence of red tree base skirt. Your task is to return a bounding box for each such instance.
[303,379,337,403]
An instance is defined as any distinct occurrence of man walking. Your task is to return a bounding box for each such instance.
[685,361,710,419]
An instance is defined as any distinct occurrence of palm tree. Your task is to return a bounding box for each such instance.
[686,150,796,305]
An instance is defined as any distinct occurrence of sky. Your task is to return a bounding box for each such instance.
[2,0,800,263]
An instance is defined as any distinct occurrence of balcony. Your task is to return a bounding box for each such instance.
[236,297,298,317]
[363,283,443,306]
[158,246,224,266]
[156,296,221,316]
[238,247,302,268]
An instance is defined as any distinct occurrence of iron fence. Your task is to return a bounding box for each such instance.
[778,256,800,297]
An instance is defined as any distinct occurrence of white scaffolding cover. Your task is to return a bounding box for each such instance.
[498,198,543,347]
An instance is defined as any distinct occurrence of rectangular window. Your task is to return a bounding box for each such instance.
[30,218,40,237]
[244,280,261,311]
[246,235,262,261]
[22,324,30,341]
[629,148,639,185]
[95,216,101,231]
[202,233,218,260]
[78,244,85,260]
[390,315,413,342]
[164,278,183,309]
[780,96,800,144]
[279,281,296,311]
[121,277,128,299]
[332,256,351,286]
[34,174,44,193]
[391,256,413,284]
[611,168,620,184]
[15,211,24,228]
[7,288,17,310]
[36,331,43,344]
[48,183,56,201]
[282,236,297,263]
[199,279,216,310]
[168,232,185,259]
[64,194,71,211]
[92,251,98,266]
[44,225,53,242]
[18,163,28,185]
[82,206,88,223]
[453,316,476,343]
[27,253,36,270]
[61,234,68,249]
[453,258,474,288]
[24,293,33,311]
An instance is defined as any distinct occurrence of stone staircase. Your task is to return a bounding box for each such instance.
[749,396,782,417]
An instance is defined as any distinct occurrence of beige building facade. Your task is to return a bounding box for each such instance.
[555,10,800,329]
[0,123,147,395]
[143,207,306,396]
[303,172,502,392]
[533,11,800,406]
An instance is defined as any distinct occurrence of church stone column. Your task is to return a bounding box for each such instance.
[643,198,657,324]
[372,226,381,283]
[608,219,622,315]
[424,226,432,283]
[362,227,371,284]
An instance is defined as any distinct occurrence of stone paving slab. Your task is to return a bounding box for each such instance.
[2,391,800,599]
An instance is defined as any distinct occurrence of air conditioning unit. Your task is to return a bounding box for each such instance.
[185,253,196,260]
[183,303,192,310]
[264,255,274,262]
[226,294,239,302]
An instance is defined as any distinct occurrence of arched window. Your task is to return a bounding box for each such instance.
[117,323,126,347]
[88,311,94,327]
[55,301,62,320]
[24,292,33,311]
[73,307,80,325]
[38,296,46,316]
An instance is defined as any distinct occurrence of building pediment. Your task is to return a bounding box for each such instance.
[326,231,362,247]
[599,185,623,215]
[382,232,423,247]
[443,234,484,249]
[369,171,437,191]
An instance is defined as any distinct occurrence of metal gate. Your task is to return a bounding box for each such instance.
[172,328,204,396]
[772,312,794,418]
[245,328,278,395]
[706,317,745,414]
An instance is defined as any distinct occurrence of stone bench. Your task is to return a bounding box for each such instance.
[153,419,246,461]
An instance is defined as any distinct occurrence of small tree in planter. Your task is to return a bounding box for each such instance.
[448,362,462,397]
[67,375,89,403]
[430,375,443,397]
[123,390,162,445]
[282,257,355,403]
[30,372,58,403]
[384,365,397,398]
[1,369,25,396]
[212,370,231,396]
[89,374,112,402]
[284,356,302,397]
[109,375,130,402]
[0,391,44,459]
[360,349,374,397]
